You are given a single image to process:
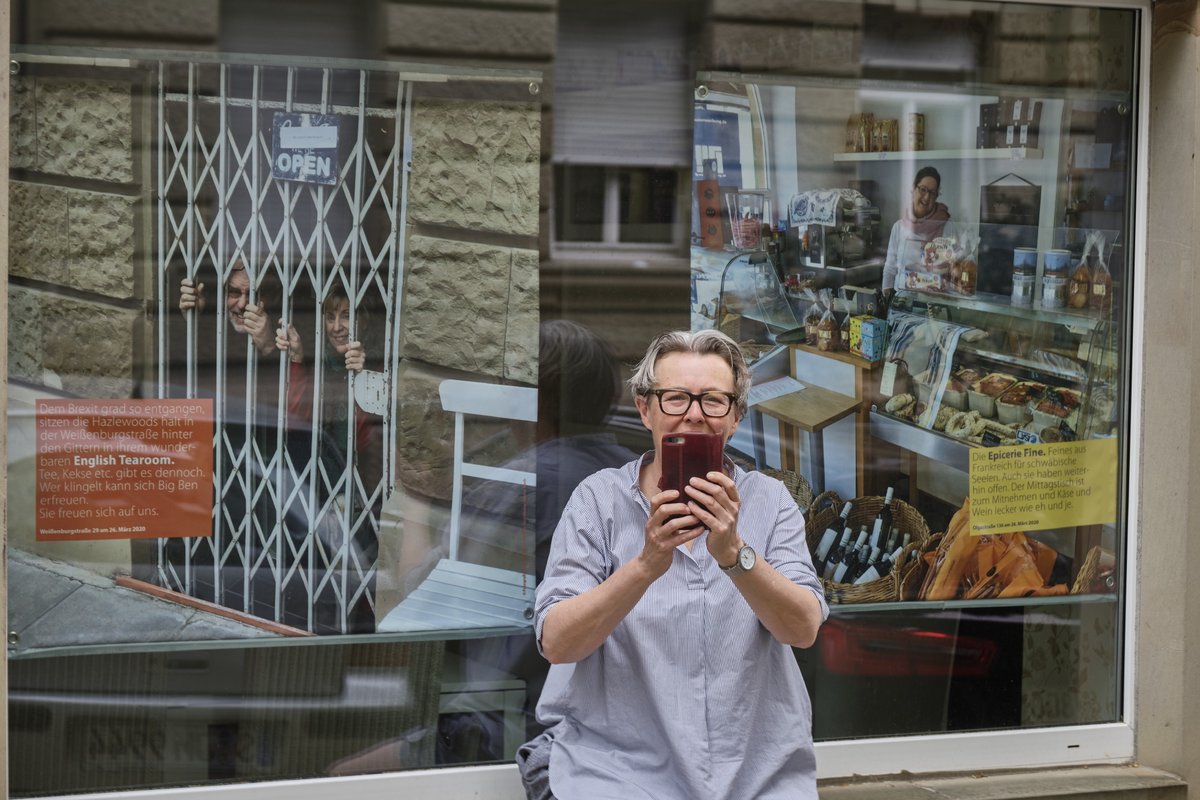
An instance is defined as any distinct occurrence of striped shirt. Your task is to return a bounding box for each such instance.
[534,454,829,800]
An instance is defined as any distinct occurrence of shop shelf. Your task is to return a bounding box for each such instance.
[833,147,1042,162]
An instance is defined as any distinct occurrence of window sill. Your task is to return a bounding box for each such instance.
[819,765,1185,800]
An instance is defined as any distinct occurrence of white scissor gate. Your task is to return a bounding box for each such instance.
[155,56,413,634]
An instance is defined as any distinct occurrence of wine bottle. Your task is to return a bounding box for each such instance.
[875,486,895,541]
[821,528,854,581]
[832,528,870,583]
[849,545,881,583]
[854,545,904,585]
[868,517,884,551]
[883,526,898,553]
[813,501,853,568]
[831,550,854,583]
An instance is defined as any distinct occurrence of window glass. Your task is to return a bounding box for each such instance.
[555,165,683,246]
[7,0,1138,793]
[618,167,680,244]
[691,2,1135,741]
[554,165,607,242]
[7,46,545,792]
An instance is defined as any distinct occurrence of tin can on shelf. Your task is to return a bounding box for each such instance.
[1012,271,1036,306]
[1042,273,1067,308]
[1011,248,1037,307]
[1044,248,1071,274]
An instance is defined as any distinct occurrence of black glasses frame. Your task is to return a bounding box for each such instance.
[646,389,737,418]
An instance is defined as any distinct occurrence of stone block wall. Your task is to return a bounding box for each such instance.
[8,71,147,398]
[23,0,219,47]
[394,93,542,501]
[701,0,864,75]
[700,1,1131,90]
[381,1,551,502]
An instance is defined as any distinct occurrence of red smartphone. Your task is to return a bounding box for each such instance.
[659,432,724,500]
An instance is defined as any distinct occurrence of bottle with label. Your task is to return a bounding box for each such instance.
[854,544,905,585]
[884,525,900,554]
[813,501,853,572]
[821,528,854,581]
[874,487,895,542]
[831,548,857,584]
[868,517,884,551]
[848,546,881,583]
[832,527,871,583]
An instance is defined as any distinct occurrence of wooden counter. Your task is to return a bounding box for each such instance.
[756,385,861,434]
[757,384,862,496]
[757,344,881,496]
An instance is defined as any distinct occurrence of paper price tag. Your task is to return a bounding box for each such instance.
[1016,429,1040,444]
[878,361,898,397]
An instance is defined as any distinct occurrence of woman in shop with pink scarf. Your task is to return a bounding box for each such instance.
[881,165,952,306]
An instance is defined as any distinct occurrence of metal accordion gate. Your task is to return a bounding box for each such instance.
[155,56,411,634]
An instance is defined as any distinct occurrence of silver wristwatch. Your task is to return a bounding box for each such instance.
[721,544,756,577]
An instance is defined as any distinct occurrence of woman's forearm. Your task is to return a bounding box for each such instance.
[539,557,658,664]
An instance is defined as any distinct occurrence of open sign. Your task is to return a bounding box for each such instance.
[271,112,340,186]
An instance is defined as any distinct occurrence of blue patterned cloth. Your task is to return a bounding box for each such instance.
[789,188,867,227]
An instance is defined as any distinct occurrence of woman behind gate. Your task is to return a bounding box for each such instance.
[276,283,384,633]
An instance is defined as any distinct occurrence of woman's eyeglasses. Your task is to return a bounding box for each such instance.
[646,389,736,418]
[915,185,940,200]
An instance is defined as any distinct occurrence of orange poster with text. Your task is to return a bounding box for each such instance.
[36,399,214,541]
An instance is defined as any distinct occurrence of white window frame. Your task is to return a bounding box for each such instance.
[16,0,1150,796]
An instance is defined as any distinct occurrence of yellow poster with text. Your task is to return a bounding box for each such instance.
[968,438,1117,535]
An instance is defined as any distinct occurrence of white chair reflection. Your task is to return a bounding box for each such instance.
[379,379,537,634]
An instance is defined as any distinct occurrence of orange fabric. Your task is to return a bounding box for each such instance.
[919,497,1068,601]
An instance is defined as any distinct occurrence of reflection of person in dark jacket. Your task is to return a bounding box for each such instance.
[276,285,382,633]
[446,320,637,756]
[456,320,637,582]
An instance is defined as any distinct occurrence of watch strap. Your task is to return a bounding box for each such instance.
[721,544,755,577]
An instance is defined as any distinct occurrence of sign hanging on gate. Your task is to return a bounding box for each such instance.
[271,112,340,186]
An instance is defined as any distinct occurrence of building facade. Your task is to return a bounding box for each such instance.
[1,0,1199,798]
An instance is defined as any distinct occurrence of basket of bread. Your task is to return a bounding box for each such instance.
[918,498,1070,600]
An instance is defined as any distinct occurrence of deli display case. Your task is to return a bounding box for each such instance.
[870,284,1119,472]
[689,29,1135,742]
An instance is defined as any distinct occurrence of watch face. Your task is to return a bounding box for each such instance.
[738,546,755,571]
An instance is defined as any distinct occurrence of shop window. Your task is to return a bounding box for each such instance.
[6,0,1143,794]
[7,46,545,793]
[692,0,1137,759]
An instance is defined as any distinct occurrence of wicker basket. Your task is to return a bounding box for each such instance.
[899,532,942,601]
[1071,545,1116,594]
[805,490,844,532]
[761,468,814,512]
[807,492,931,604]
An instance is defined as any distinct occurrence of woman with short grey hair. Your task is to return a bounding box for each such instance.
[627,328,752,417]
[518,329,827,800]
